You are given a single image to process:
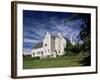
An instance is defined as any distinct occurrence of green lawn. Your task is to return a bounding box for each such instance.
[23,54,88,69]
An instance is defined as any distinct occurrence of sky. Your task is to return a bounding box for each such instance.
[23,10,90,54]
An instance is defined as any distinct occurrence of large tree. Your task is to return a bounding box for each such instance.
[65,13,91,52]
[65,13,91,66]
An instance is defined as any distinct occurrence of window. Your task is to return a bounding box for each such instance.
[45,44,47,46]
[45,50,46,53]
[41,51,43,55]
[64,43,66,47]
[37,52,40,55]
[33,53,35,55]
[55,50,57,53]
[58,50,60,53]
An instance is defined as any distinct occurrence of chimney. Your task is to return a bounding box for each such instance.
[70,35,75,45]
[58,33,61,37]
[46,32,50,35]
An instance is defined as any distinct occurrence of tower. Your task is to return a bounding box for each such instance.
[70,35,75,45]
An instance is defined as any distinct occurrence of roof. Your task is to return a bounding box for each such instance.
[51,35,56,39]
[32,35,70,49]
[33,42,43,49]
[51,34,70,42]
[64,37,70,41]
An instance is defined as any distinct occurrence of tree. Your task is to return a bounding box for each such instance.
[64,41,72,56]
[65,13,91,66]
[78,15,91,53]
[64,43,82,56]
[65,13,91,52]
[77,15,91,66]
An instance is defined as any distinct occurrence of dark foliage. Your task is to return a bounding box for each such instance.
[79,55,91,66]
[64,13,91,66]
[24,56,40,61]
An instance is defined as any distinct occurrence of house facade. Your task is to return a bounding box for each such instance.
[31,32,67,58]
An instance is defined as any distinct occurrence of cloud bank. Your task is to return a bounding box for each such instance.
[23,10,90,54]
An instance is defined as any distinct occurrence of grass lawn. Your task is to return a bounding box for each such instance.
[23,54,88,69]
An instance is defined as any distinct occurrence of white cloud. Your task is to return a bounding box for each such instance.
[24,38,40,44]
[23,48,32,55]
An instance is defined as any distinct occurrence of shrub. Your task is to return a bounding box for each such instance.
[24,56,40,60]
[32,57,40,60]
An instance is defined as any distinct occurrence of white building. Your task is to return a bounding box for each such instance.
[31,32,67,58]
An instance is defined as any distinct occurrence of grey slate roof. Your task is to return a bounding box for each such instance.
[64,37,70,43]
[51,35,56,39]
[33,42,43,49]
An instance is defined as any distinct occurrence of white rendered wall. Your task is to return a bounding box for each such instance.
[31,48,44,57]
[43,32,51,55]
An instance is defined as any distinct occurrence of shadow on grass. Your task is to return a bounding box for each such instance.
[79,55,91,66]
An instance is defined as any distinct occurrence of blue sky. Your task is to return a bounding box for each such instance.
[23,10,90,54]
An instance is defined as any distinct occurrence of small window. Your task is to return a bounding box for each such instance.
[41,51,43,55]
[58,50,60,53]
[64,43,66,47]
[45,44,47,46]
[33,53,35,55]
[45,50,46,53]
[37,52,40,55]
[55,50,57,53]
